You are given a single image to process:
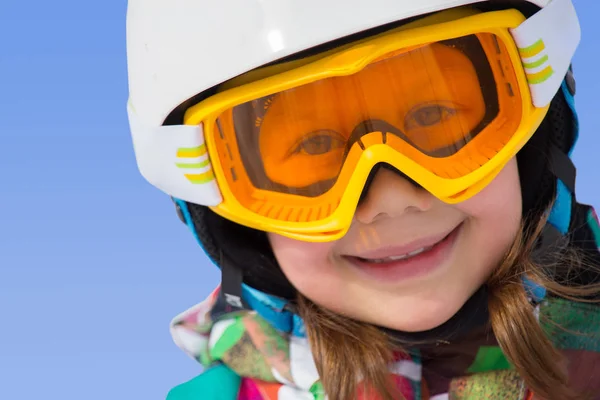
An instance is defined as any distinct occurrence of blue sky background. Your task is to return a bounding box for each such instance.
[1,1,598,399]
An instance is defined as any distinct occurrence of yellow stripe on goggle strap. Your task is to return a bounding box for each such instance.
[522,54,549,69]
[526,65,554,84]
[518,39,546,58]
[175,159,211,169]
[176,145,207,158]
[184,170,215,184]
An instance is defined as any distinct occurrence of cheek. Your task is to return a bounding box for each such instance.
[453,158,522,274]
[268,233,336,291]
[457,158,522,220]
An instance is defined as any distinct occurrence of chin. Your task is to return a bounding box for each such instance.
[373,300,462,333]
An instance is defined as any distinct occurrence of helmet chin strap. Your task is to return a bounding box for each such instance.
[210,251,252,321]
[210,241,493,347]
[211,216,567,349]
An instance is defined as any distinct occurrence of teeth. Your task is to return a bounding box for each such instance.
[408,247,427,257]
[363,245,434,264]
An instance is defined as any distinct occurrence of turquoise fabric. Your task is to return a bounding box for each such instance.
[167,364,241,400]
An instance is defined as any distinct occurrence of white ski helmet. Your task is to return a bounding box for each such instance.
[126,0,558,129]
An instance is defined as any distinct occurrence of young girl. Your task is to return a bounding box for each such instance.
[126,0,600,398]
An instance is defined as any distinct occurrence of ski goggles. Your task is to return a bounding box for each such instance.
[128,1,579,242]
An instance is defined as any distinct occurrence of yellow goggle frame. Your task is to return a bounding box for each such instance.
[184,7,549,242]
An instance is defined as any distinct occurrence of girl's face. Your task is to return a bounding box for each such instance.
[268,159,522,332]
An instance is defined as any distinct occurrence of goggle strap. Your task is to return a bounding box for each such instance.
[510,0,580,107]
[127,101,224,207]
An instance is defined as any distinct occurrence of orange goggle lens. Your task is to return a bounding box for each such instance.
[211,33,522,223]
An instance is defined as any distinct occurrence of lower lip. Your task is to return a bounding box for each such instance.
[344,224,462,283]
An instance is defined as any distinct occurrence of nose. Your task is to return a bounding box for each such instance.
[354,165,433,224]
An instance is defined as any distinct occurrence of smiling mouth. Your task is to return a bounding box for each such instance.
[343,223,463,282]
[356,244,437,263]
[349,224,461,264]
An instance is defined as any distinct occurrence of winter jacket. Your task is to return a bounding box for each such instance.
[166,285,600,400]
